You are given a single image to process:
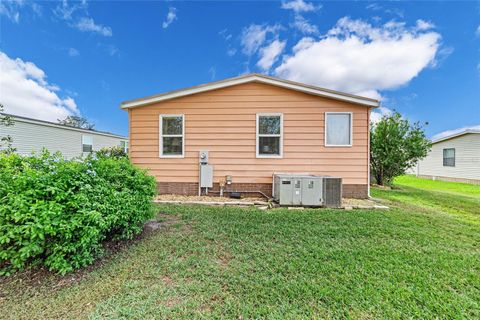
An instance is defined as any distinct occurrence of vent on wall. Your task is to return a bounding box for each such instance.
[323,177,342,208]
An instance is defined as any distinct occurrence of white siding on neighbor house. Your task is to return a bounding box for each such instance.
[1,117,127,159]
[417,133,480,181]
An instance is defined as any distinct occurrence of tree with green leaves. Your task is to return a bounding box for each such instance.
[0,103,16,153]
[370,111,431,186]
[58,115,95,130]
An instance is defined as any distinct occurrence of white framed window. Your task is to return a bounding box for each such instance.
[82,135,93,153]
[159,114,184,157]
[325,112,352,147]
[120,140,129,153]
[443,148,455,167]
[256,113,283,158]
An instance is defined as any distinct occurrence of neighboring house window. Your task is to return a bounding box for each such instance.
[256,113,283,157]
[82,135,93,152]
[120,140,129,153]
[325,112,352,147]
[160,115,184,157]
[443,148,455,167]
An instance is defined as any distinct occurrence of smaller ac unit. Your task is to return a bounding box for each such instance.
[322,177,342,208]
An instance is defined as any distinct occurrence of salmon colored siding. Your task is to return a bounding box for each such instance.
[129,82,369,185]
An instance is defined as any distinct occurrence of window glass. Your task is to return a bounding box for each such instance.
[162,116,183,135]
[161,115,183,156]
[259,116,281,135]
[162,137,183,155]
[120,141,129,153]
[258,137,280,155]
[326,113,351,146]
[82,135,93,153]
[257,114,282,157]
[443,148,455,167]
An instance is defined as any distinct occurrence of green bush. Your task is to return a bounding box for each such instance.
[96,146,128,159]
[0,151,156,275]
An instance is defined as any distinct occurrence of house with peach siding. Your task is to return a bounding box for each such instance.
[121,74,380,199]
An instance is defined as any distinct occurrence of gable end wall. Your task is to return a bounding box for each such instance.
[129,82,370,198]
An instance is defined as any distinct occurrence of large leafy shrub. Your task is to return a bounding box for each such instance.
[370,111,431,186]
[96,146,128,159]
[0,151,156,275]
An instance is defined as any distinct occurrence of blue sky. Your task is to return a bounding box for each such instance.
[1,0,479,139]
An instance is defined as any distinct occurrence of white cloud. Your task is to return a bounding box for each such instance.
[68,47,79,57]
[0,2,20,23]
[74,17,112,36]
[219,28,237,56]
[476,25,480,37]
[53,0,87,21]
[0,0,42,23]
[281,0,319,35]
[416,19,435,31]
[0,51,79,122]
[365,3,404,18]
[208,67,216,80]
[240,24,281,56]
[366,3,382,11]
[281,0,318,13]
[275,17,441,99]
[162,7,177,29]
[370,106,393,124]
[227,48,237,57]
[257,39,287,71]
[101,44,119,56]
[219,28,232,41]
[53,0,112,37]
[291,14,318,34]
[431,125,480,141]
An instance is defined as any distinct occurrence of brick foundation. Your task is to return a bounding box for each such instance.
[157,182,369,199]
[342,184,369,199]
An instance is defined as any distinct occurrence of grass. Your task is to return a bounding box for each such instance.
[373,176,480,223]
[394,175,480,198]
[1,176,479,319]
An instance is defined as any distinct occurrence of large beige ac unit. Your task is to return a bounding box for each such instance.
[272,174,342,208]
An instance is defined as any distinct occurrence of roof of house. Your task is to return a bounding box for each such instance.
[120,73,380,109]
[1,113,128,140]
[432,129,480,144]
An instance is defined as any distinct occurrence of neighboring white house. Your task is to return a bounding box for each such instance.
[1,113,128,158]
[413,129,480,184]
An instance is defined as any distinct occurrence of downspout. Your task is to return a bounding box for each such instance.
[367,106,371,198]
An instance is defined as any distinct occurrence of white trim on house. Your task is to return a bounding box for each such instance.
[324,112,353,147]
[159,114,185,158]
[367,109,371,198]
[256,113,283,158]
[121,74,380,109]
[2,113,127,140]
[432,129,480,144]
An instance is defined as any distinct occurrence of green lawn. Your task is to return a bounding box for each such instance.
[394,175,480,198]
[1,177,479,319]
